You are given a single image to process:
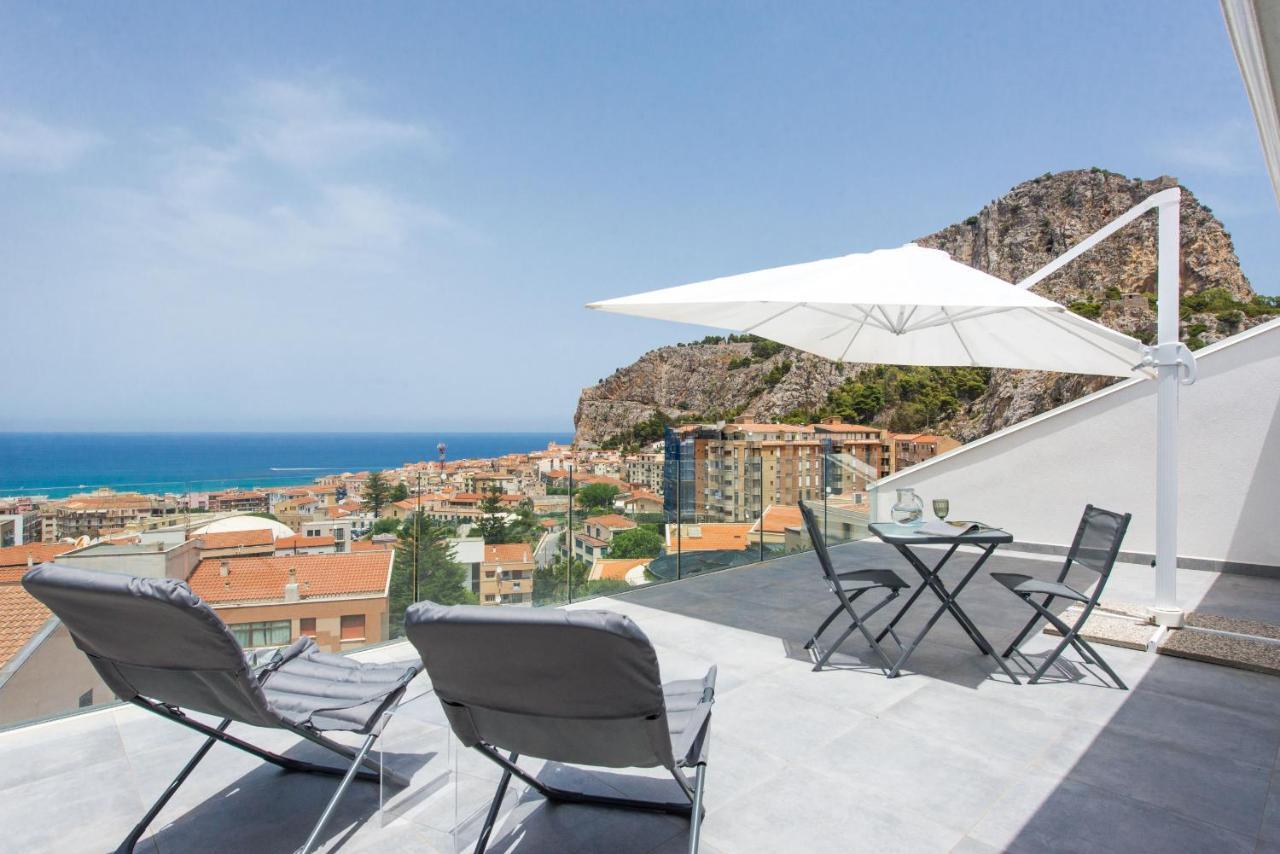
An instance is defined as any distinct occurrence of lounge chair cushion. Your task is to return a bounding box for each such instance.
[263,644,418,733]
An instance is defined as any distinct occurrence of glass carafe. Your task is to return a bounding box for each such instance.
[891,487,925,525]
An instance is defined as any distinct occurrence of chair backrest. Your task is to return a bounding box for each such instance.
[799,501,843,594]
[1061,505,1132,585]
[404,601,675,770]
[22,563,277,727]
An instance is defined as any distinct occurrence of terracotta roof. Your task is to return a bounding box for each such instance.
[574,532,609,548]
[188,552,392,604]
[275,535,336,549]
[665,523,754,552]
[61,494,152,510]
[351,540,396,552]
[195,529,274,550]
[813,423,882,433]
[891,433,947,443]
[0,583,53,669]
[625,491,662,504]
[724,423,813,433]
[589,557,650,582]
[0,542,74,570]
[539,518,558,528]
[584,514,637,530]
[484,543,532,564]
[752,505,804,534]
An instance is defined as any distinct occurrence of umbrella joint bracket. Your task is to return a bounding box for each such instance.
[1137,342,1197,385]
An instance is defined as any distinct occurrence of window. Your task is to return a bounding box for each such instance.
[340,614,365,641]
[230,620,292,648]
[299,617,316,637]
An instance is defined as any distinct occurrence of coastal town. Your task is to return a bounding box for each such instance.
[0,418,955,723]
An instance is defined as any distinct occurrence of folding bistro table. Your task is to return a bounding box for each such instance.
[868,522,1021,683]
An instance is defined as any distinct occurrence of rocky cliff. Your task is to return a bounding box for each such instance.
[575,169,1266,446]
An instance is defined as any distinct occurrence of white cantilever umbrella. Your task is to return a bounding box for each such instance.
[588,243,1145,377]
[589,192,1193,627]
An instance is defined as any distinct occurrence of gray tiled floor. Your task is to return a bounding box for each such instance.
[3,541,1279,852]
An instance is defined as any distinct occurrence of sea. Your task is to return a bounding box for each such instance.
[0,432,574,499]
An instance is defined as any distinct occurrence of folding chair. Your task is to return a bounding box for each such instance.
[404,602,715,854]
[22,562,419,854]
[992,504,1133,688]
[798,501,910,674]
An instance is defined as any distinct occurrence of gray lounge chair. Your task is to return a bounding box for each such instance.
[799,500,910,674]
[993,504,1133,688]
[404,601,715,854]
[22,562,418,854]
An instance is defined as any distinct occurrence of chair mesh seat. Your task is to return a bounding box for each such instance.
[837,568,910,591]
[991,573,1089,603]
[263,649,418,732]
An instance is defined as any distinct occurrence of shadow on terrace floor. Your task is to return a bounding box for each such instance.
[613,539,1280,853]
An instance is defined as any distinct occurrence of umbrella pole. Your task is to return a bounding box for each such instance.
[1152,193,1185,627]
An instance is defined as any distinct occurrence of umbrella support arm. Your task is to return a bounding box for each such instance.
[1020,187,1189,628]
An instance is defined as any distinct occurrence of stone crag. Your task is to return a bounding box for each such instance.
[575,169,1264,446]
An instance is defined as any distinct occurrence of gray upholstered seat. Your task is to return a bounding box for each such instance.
[405,601,715,854]
[22,562,418,854]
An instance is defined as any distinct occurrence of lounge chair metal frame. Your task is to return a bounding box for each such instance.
[799,501,910,675]
[468,700,711,853]
[994,504,1133,688]
[405,602,715,854]
[21,563,418,854]
[118,691,410,854]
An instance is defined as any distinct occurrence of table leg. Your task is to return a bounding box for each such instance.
[876,542,959,643]
[894,543,1021,685]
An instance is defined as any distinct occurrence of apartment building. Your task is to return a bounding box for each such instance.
[206,490,269,514]
[273,497,323,532]
[666,418,960,523]
[186,551,394,653]
[39,492,179,541]
[478,543,534,605]
[624,452,665,493]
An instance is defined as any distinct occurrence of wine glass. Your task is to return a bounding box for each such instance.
[932,498,950,522]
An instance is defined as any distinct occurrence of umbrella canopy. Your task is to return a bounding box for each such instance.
[588,243,1144,377]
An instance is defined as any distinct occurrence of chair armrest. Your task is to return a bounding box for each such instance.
[671,665,716,767]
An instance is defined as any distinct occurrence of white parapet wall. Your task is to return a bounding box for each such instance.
[872,317,1280,571]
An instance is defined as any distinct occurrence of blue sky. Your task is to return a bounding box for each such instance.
[2,2,1274,432]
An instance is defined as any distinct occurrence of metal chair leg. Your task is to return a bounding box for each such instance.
[687,764,707,854]
[297,732,379,854]
[805,603,845,649]
[116,719,231,853]
[474,751,517,854]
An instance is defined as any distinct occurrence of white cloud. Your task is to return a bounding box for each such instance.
[1156,119,1258,176]
[233,78,436,170]
[0,111,102,172]
[83,75,449,276]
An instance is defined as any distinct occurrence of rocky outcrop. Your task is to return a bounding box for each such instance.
[575,169,1263,446]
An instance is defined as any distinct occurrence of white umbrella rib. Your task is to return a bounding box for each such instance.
[941,307,978,366]
[1027,307,1143,372]
[741,302,806,334]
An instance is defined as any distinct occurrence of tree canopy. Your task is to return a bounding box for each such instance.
[608,527,664,559]
[388,512,475,636]
[363,470,390,517]
[577,483,620,511]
